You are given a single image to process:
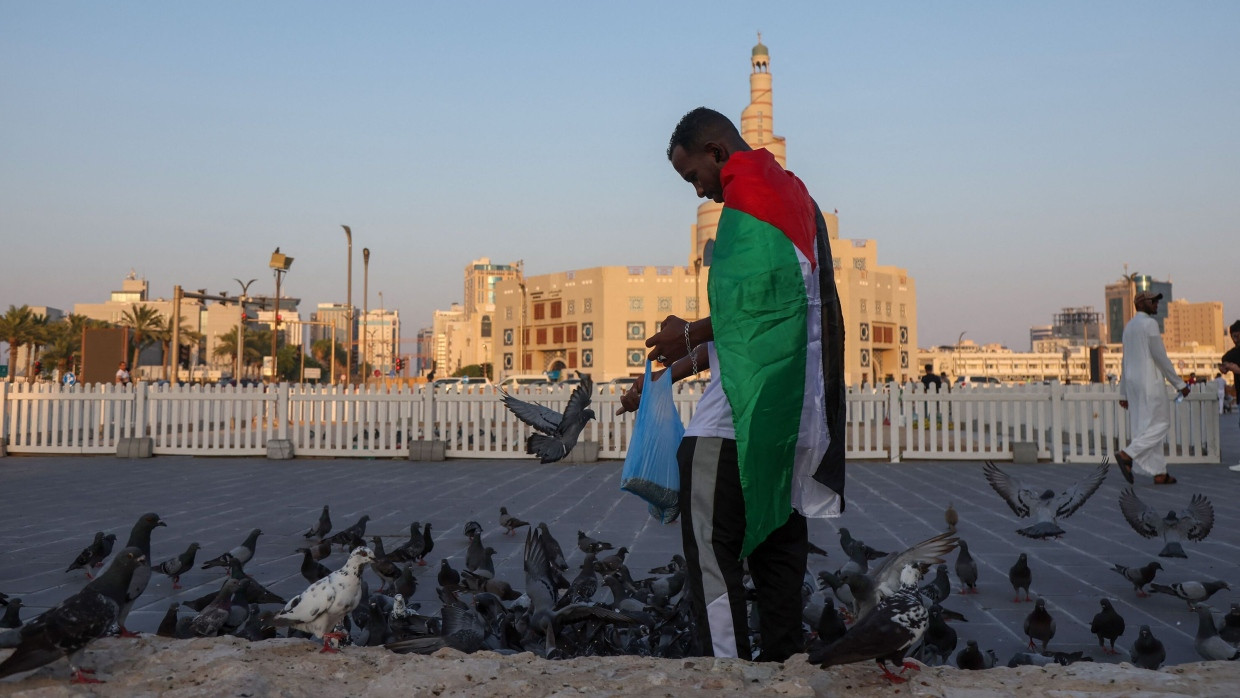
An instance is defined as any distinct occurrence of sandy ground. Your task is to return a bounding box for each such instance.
[2,636,1239,697]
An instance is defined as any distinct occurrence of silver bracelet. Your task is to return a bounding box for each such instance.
[686,322,699,375]
[690,347,700,376]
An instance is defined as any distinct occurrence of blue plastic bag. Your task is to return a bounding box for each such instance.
[620,361,685,523]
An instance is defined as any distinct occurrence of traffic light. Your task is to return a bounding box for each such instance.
[33,360,42,375]
[178,344,191,368]
[395,358,403,371]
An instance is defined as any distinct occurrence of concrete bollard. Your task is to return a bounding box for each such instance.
[266,439,295,460]
[561,441,600,464]
[408,440,446,462]
[116,437,154,459]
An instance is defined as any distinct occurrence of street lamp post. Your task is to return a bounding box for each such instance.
[268,249,294,384]
[342,225,353,385]
[954,331,966,382]
[362,247,370,385]
[233,278,257,381]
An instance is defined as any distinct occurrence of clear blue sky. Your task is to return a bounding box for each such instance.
[2,1,1237,350]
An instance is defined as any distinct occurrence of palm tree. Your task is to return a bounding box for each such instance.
[23,313,50,382]
[212,326,267,377]
[156,316,203,381]
[0,304,35,383]
[119,304,164,374]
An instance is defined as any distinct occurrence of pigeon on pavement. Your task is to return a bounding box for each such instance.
[577,530,615,555]
[115,512,165,637]
[202,528,263,570]
[0,598,22,629]
[1149,580,1230,611]
[1009,553,1033,602]
[190,578,245,637]
[369,536,403,593]
[1219,603,1240,645]
[839,528,888,564]
[919,565,951,605]
[297,546,332,584]
[809,564,929,684]
[1131,624,1166,670]
[386,522,424,564]
[303,505,331,539]
[915,604,958,666]
[463,521,483,541]
[984,460,1108,538]
[1110,561,1163,597]
[416,523,434,566]
[154,542,200,589]
[270,546,377,653]
[944,503,958,532]
[64,532,113,580]
[1023,598,1056,651]
[0,547,146,684]
[1118,489,1214,558]
[954,540,978,594]
[1193,605,1240,661]
[501,372,596,463]
[538,523,570,572]
[323,515,371,551]
[499,507,530,536]
[1090,599,1125,654]
[955,639,987,670]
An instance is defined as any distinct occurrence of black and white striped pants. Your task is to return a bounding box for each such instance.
[677,436,808,661]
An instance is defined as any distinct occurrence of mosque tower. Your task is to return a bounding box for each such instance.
[691,34,790,267]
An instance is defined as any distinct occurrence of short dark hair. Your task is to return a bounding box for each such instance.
[667,107,744,161]
[1231,320,1240,334]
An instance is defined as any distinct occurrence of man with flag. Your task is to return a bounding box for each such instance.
[618,107,846,661]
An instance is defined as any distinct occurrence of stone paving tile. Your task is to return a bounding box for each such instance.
[0,414,1237,667]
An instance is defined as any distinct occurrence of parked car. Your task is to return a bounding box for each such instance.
[497,375,551,391]
[953,376,1002,388]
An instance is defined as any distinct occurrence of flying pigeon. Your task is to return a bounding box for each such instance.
[270,546,377,653]
[1023,597,1056,651]
[500,372,596,463]
[201,528,263,570]
[1149,580,1230,611]
[1131,624,1166,670]
[303,505,331,539]
[983,460,1108,538]
[1193,605,1240,661]
[154,542,200,589]
[954,540,978,594]
[499,507,530,536]
[115,512,165,637]
[808,564,929,684]
[1090,599,1125,654]
[1009,553,1033,602]
[1110,561,1163,597]
[1118,488,1214,558]
[0,547,146,684]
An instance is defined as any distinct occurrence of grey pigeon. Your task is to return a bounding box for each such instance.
[156,602,183,638]
[416,522,434,565]
[1110,561,1162,597]
[0,547,146,683]
[916,604,957,666]
[984,460,1108,538]
[463,520,483,541]
[154,542,200,589]
[817,569,857,618]
[393,564,417,601]
[1219,603,1240,645]
[64,532,112,580]
[1023,597,1055,651]
[815,598,848,647]
[501,372,596,463]
[303,505,331,539]
[190,578,244,637]
[323,515,371,550]
[956,639,987,670]
[577,530,615,555]
[919,564,951,605]
[808,564,929,685]
[270,546,377,653]
[201,528,263,569]
[0,598,22,629]
[863,531,958,616]
[1119,488,1214,558]
[386,522,424,564]
[1009,553,1033,602]
[1090,599,1125,654]
[1131,624,1166,670]
[297,546,332,583]
[1149,580,1230,611]
[116,512,165,636]
[839,527,888,563]
[954,540,978,594]
[1194,605,1240,661]
[499,507,530,536]
[369,536,403,592]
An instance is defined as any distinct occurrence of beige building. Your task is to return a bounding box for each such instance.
[359,308,400,375]
[424,258,522,378]
[1163,299,1225,352]
[919,342,1222,385]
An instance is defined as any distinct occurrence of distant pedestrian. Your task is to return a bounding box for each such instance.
[921,364,942,393]
[1116,292,1190,485]
[1214,373,1227,416]
[116,361,132,386]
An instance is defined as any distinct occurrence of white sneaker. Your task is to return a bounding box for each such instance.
[1230,464,1240,472]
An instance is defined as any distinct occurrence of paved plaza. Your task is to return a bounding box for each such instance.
[1,414,1238,667]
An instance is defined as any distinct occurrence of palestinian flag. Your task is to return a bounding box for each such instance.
[709,148,844,558]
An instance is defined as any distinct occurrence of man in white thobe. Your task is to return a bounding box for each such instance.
[1117,291,1190,485]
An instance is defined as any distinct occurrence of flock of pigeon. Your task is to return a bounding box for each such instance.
[0,448,1236,686]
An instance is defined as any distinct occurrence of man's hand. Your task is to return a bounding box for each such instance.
[615,370,669,415]
[1179,385,1191,398]
[1119,400,1128,409]
[645,315,691,365]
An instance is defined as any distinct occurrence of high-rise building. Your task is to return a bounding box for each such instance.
[359,308,400,374]
[1105,273,1172,342]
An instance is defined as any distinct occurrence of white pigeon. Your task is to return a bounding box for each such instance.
[271,546,376,652]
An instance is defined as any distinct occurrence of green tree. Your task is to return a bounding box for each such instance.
[0,305,36,383]
[155,315,203,381]
[37,314,112,377]
[453,363,493,380]
[22,313,50,382]
[119,304,165,373]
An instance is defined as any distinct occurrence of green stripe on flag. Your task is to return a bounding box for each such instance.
[709,207,809,558]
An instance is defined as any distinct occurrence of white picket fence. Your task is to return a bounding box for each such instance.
[0,381,1220,463]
